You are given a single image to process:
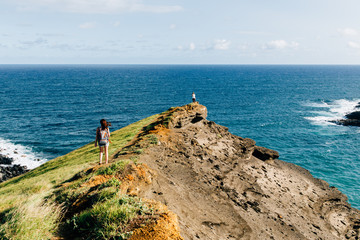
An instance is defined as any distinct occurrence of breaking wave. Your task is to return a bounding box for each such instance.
[304,99,360,125]
[0,138,47,169]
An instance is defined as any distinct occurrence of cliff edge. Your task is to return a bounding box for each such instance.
[131,103,360,239]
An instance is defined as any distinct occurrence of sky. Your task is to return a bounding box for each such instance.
[1,0,360,64]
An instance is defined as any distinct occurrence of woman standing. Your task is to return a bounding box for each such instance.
[95,119,111,164]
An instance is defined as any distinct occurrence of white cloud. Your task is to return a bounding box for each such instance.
[263,40,299,50]
[214,39,231,50]
[177,42,196,51]
[338,28,358,37]
[178,40,231,51]
[170,24,176,30]
[11,0,183,14]
[79,22,96,29]
[348,41,360,49]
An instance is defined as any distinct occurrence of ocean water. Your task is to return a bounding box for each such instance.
[0,65,359,209]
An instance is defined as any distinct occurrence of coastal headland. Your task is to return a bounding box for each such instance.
[0,103,359,239]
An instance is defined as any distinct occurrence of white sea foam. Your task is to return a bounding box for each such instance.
[304,116,338,125]
[304,99,360,126]
[303,100,330,108]
[328,99,359,115]
[0,138,47,169]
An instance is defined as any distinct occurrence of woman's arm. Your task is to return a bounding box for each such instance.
[108,128,112,144]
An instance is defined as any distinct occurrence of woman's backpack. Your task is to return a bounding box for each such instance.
[98,128,109,145]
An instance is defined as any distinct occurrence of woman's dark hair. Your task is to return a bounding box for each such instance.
[100,119,108,130]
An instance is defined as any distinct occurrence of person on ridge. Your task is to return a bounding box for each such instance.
[192,92,196,103]
[95,119,111,164]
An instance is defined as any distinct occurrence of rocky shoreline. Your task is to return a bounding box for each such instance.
[0,154,28,183]
[331,111,360,126]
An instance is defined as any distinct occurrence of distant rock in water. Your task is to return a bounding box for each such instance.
[330,110,360,126]
[0,154,29,182]
[346,111,360,120]
[329,101,360,126]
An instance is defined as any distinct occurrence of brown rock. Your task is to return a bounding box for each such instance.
[253,146,280,161]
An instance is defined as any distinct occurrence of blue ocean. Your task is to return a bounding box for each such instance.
[0,65,359,209]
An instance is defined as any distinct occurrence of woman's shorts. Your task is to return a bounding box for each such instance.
[98,142,109,147]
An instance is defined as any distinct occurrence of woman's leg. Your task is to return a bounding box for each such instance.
[104,145,109,164]
[99,146,104,164]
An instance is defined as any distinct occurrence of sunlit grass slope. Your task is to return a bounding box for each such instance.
[0,114,159,239]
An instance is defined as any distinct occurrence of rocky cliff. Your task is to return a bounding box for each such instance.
[128,103,360,240]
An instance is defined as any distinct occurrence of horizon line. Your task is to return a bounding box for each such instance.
[1,63,360,66]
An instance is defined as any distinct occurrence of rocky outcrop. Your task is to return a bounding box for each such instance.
[331,103,360,126]
[132,103,360,240]
[167,104,208,129]
[0,164,28,183]
[0,154,28,183]
[346,111,360,120]
[0,154,14,165]
[253,146,279,161]
[336,111,360,126]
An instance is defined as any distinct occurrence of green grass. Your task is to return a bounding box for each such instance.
[0,114,159,240]
[0,193,62,240]
[66,192,155,240]
[96,160,131,176]
[115,133,158,157]
[52,159,156,240]
[98,177,122,190]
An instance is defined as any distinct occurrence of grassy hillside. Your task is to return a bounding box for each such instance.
[0,114,159,239]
